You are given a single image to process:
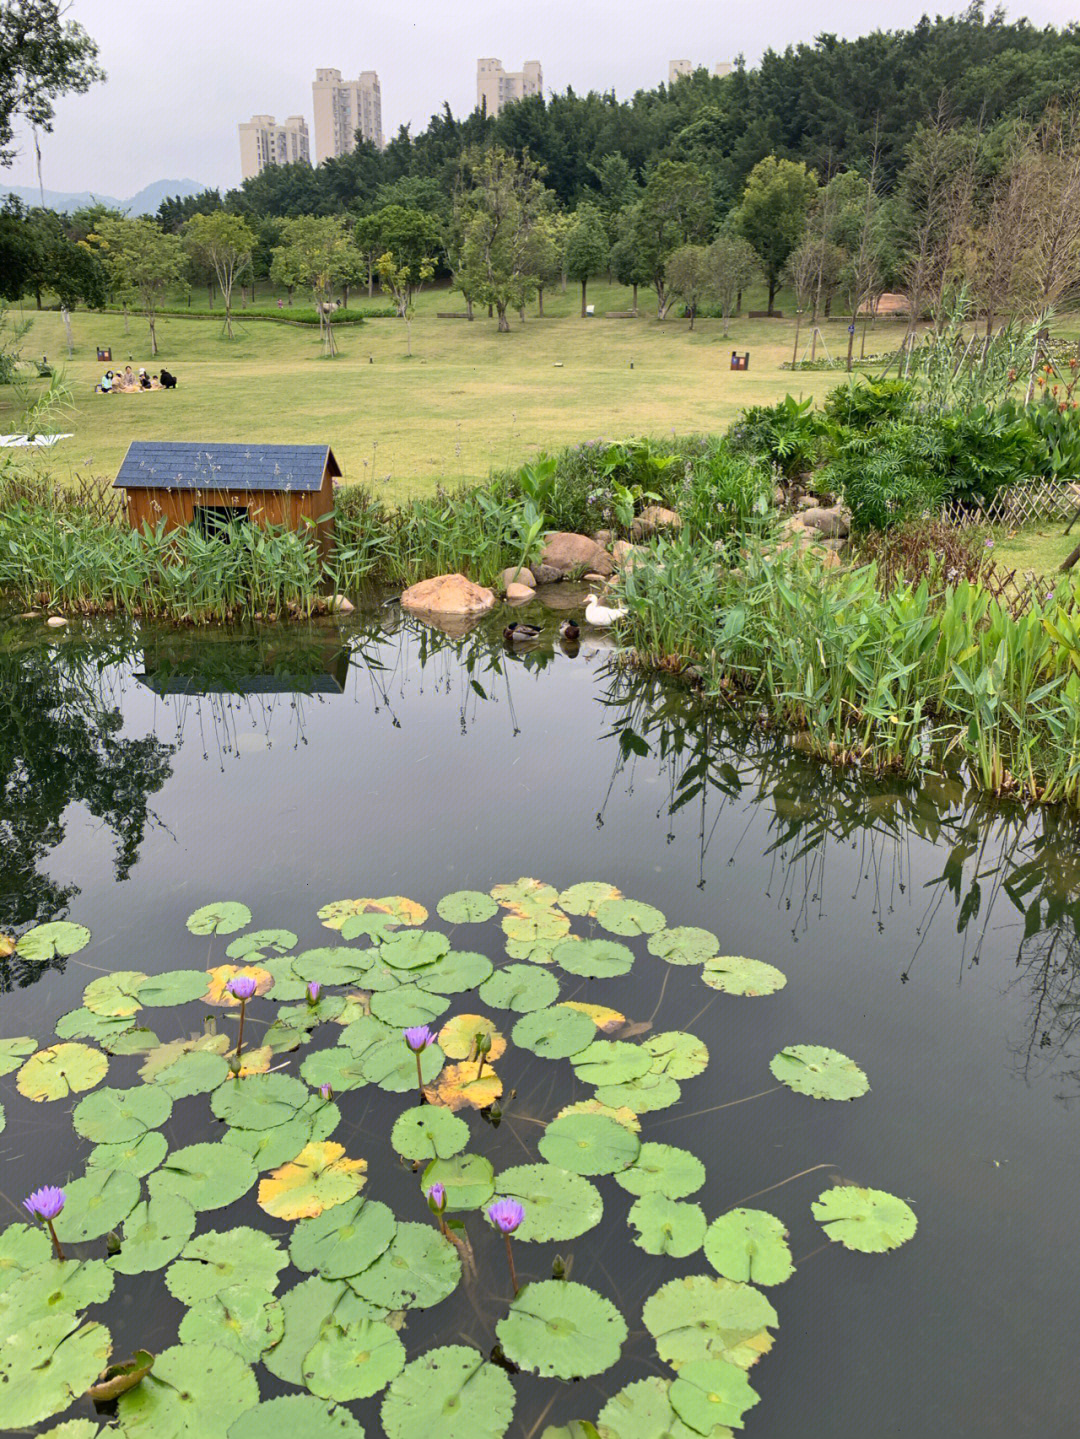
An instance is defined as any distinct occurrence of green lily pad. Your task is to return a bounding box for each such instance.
[497,1280,626,1379]
[263,1278,358,1385]
[642,1275,778,1370]
[291,1196,397,1278]
[0,1035,36,1075]
[501,910,571,950]
[226,929,298,961]
[645,1032,709,1081]
[104,1027,160,1057]
[380,931,452,970]
[596,1072,682,1113]
[150,1141,257,1211]
[301,1046,372,1094]
[436,891,498,924]
[572,1040,653,1087]
[338,1015,395,1056]
[701,957,786,996]
[55,1008,136,1045]
[421,1154,494,1212]
[629,1194,706,1257]
[350,1222,461,1310]
[83,971,146,1018]
[178,1283,284,1362]
[116,1340,258,1438]
[477,955,557,1013]
[73,1084,172,1143]
[360,1037,444,1093]
[0,1315,111,1428]
[558,882,622,917]
[596,898,666,936]
[109,1193,197,1275]
[17,1042,107,1101]
[490,878,560,912]
[186,902,252,936]
[166,1227,289,1306]
[40,1421,104,1438]
[412,950,493,995]
[615,1143,707,1200]
[0,1258,113,1329]
[278,996,346,1030]
[88,1130,169,1180]
[703,1209,794,1286]
[146,1047,229,1099]
[258,956,310,1002]
[512,1005,597,1059]
[227,1394,365,1439]
[769,1046,869,1101]
[647,927,720,966]
[224,1098,336,1170]
[52,1168,140,1244]
[211,1071,310,1129]
[136,970,211,1007]
[598,1376,716,1439]
[304,1317,406,1401]
[552,938,634,979]
[16,921,92,962]
[811,1186,918,1253]
[391,1105,470,1162]
[494,1165,603,1242]
[264,1019,312,1054]
[537,1112,640,1176]
[0,1224,52,1295]
[292,947,372,985]
[381,1345,514,1439]
[339,913,398,943]
[670,1358,759,1433]
[139,1032,229,1081]
[370,984,451,1029]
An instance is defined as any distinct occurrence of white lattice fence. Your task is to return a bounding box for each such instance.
[941,480,1080,529]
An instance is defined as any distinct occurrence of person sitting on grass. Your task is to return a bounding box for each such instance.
[95,370,114,394]
[159,368,177,389]
[138,368,152,390]
[121,365,136,389]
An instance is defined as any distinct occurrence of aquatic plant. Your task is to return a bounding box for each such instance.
[23,1184,66,1260]
[487,1197,526,1294]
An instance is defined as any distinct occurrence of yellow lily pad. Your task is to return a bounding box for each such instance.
[437,1014,506,1062]
[425,1062,503,1112]
[560,1001,627,1034]
[318,897,427,931]
[257,1141,368,1220]
[202,965,274,1007]
[16,1043,108,1102]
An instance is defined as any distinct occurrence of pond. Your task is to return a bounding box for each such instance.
[2,602,1079,1438]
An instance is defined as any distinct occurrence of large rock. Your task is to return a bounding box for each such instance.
[505,582,534,602]
[501,565,536,593]
[630,505,681,541]
[530,563,562,586]
[799,506,850,539]
[539,532,614,578]
[400,573,496,618]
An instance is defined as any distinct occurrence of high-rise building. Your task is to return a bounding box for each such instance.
[477,59,543,117]
[238,115,310,181]
[312,69,383,161]
[668,59,733,83]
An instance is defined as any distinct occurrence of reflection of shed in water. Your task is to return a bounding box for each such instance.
[135,631,350,696]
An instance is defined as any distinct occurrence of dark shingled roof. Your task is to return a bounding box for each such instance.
[113,442,340,492]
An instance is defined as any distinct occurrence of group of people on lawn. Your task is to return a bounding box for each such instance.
[96,364,177,393]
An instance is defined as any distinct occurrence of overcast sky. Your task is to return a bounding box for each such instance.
[5,0,1078,198]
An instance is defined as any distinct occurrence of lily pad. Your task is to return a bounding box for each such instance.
[83,971,146,1018]
[301,1046,374,1094]
[52,1168,140,1244]
[88,1351,154,1405]
[136,970,211,1007]
[629,1194,707,1257]
[596,898,666,936]
[227,1394,365,1439]
[391,1106,470,1162]
[225,929,298,961]
[39,1423,104,1439]
[811,1186,918,1253]
[670,1357,759,1433]
[321,896,428,931]
[438,1013,506,1062]
[538,1112,640,1176]
[115,1340,258,1438]
[701,957,786,996]
[0,1224,52,1295]
[211,1071,310,1129]
[559,1001,626,1034]
[552,938,634,979]
[596,1072,682,1113]
[512,1005,597,1059]
[769,1046,869,1101]
[497,1280,627,1379]
[290,1196,397,1278]
[178,1283,284,1362]
[615,1143,707,1200]
[598,1376,714,1439]
[478,963,559,1013]
[150,1141,257,1212]
[263,1278,356,1386]
[0,1258,114,1329]
[258,1142,368,1220]
[303,1317,406,1401]
[165,1228,289,1306]
[361,1036,445,1093]
[146,1047,229,1100]
[421,1154,495,1211]
[73,1085,172,1144]
[186,902,252,936]
[381,1345,514,1439]
[645,1032,709,1081]
[16,921,92,962]
[139,1032,229,1081]
[502,910,571,950]
[490,878,560,914]
[436,891,498,924]
[494,1165,603,1242]
[572,1040,653,1087]
[703,1209,794,1286]
[647,927,720,966]
[55,1008,135,1045]
[413,950,493,995]
[370,984,451,1029]
[379,930,451,970]
[0,1315,111,1428]
[203,964,275,1006]
[88,1130,169,1180]
[108,1193,197,1276]
[425,1062,502,1111]
[350,1222,461,1310]
[642,1275,778,1370]
[104,1027,160,1057]
[223,1104,332,1171]
[17,1042,107,1101]
[339,913,398,943]
[558,882,622,917]
[556,1098,641,1132]
[0,1035,36,1074]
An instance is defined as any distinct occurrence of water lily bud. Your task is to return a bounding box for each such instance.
[319,1083,333,1101]
[426,1182,447,1214]
[228,1054,242,1076]
[106,1230,122,1256]
[306,981,322,1007]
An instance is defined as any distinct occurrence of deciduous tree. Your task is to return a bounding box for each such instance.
[453,145,549,331]
[734,156,818,313]
[182,212,254,338]
[706,230,759,337]
[563,205,608,318]
[664,244,713,329]
[88,217,186,357]
[271,215,352,355]
[0,1,103,166]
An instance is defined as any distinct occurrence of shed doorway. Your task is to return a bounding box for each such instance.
[193,505,249,541]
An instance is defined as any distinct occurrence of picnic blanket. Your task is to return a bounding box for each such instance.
[0,433,74,448]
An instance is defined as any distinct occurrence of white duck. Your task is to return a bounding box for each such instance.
[584,591,627,627]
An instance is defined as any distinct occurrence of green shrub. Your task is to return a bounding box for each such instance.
[727,394,832,477]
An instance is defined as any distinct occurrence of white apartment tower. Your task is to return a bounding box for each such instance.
[668,60,733,83]
[477,59,543,117]
[312,69,384,161]
[238,115,310,181]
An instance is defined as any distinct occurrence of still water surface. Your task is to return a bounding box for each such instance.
[2,605,1079,1437]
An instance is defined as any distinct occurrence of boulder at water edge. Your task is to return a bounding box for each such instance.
[630,505,681,541]
[539,532,615,578]
[400,573,496,617]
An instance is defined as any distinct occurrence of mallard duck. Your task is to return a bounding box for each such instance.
[584,593,627,627]
[504,622,543,644]
[559,620,580,642]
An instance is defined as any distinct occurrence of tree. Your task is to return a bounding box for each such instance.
[521,213,562,317]
[734,156,818,313]
[375,215,437,356]
[563,205,608,318]
[271,215,352,355]
[609,206,652,313]
[0,1,104,167]
[634,160,714,318]
[665,244,713,329]
[896,115,980,331]
[589,152,640,240]
[88,217,186,357]
[182,212,254,338]
[453,145,549,331]
[706,230,759,337]
[784,236,821,363]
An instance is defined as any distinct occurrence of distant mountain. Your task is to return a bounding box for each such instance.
[0,179,209,216]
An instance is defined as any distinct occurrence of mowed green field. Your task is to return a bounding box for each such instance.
[2,281,912,500]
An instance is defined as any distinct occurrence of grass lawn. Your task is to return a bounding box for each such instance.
[0,279,911,502]
[991,523,1080,577]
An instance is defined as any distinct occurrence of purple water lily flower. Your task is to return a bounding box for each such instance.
[426,1182,446,1210]
[403,1025,434,1052]
[307,981,322,1005]
[487,1199,525,1234]
[319,1083,333,1101]
[24,1185,65,1222]
[227,975,258,1001]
